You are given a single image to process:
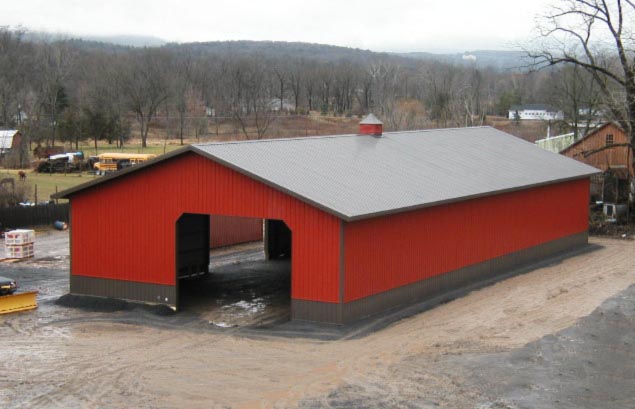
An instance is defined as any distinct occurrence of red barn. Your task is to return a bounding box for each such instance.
[0,130,22,155]
[561,122,631,175]
[55,118,598,324]
[561,122,633,202]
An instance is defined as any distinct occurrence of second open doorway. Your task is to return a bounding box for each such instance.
[176,214,293,327]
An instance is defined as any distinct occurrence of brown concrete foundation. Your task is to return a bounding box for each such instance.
[292,231,589,325]
[70,275,177,309]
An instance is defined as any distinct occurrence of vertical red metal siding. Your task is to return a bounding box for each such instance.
[209,215,262,249]
[70,152,341,303]
[343,179,590,302]
[359,124,382,135]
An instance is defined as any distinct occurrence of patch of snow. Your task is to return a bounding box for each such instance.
[210,321,234,328]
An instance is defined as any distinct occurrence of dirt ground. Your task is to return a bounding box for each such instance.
[0,231,634,408]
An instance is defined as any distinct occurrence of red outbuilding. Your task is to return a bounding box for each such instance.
[55,117,599,324]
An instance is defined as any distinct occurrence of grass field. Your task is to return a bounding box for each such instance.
[1,169,97,203]
[1,140,188,202]
[75,142,184,156]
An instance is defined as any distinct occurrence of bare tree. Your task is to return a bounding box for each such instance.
[332,62,356,115]
[272,64,286,112]
[171,51,194,145]
[230,57,275,139]
[0,28,30,128]
[373,61,405,128]
[36,41,75,147]
[528,0,635,170]
[289,59,304,112]
[317,65,333,114]
[462,68,486,126]
[543,64,601,137]
[358,64,377,113]
[198,57,230,138]
[304,65,318,112]
[83,58,131,153]
[422,63,464,127]
[122,49,170,147]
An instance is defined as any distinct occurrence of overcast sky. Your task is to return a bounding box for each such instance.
[1,0,554,52]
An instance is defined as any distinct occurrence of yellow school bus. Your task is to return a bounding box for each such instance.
[93,153,157,174]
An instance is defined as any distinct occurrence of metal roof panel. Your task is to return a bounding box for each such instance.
[0,130,18,150]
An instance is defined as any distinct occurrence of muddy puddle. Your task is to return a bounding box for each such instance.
[180,244,291,328]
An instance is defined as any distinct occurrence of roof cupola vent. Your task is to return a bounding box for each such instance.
[359,113,383,137]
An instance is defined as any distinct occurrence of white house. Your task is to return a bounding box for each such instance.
[508,104,564,121]
[268,98,295,112]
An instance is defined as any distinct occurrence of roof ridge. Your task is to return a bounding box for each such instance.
[382,126,493,135]
[193,133,358,146]
[192,126,495,147]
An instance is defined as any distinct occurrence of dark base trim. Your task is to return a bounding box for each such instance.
[70,275,176,308]
[292,231,588,325]
[70,232,588,325]
[291,299,341,324]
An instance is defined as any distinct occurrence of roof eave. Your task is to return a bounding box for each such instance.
[346,172,601,222]
[52,145,195,199]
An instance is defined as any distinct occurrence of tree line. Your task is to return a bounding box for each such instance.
[0,23,617,150]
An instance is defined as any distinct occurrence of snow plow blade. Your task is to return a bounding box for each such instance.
[0,291,38,314]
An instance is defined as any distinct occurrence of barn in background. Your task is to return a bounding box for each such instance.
[0,130,22,155]
[0,130,26,167]
[55,119,599,324]
[561,122,633,203]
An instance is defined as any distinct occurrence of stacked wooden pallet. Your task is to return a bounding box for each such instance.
[4,229,35,259]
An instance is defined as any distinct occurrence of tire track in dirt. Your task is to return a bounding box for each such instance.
[12,321,251,408]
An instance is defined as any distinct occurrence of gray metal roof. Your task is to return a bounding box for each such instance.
[509,104,558,112]
[56,127,599,221]
[0,130,18,151]
[192,127,598,220]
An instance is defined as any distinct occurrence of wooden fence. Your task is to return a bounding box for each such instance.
[0,203,69,228]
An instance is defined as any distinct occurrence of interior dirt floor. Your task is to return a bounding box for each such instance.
[0,230,634,408]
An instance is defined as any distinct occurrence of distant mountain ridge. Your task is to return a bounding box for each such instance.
[80,34,166,47]
[20,30,527,70]
[168,40,387,62]
[168,41,528,70]
[396,50,530,70]
[22,31,166,47]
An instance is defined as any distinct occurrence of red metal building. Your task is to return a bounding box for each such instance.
[55,117,599,324]
[209,215,262,249]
